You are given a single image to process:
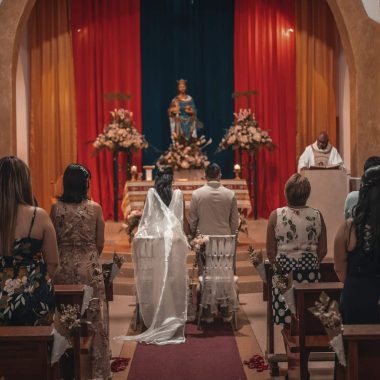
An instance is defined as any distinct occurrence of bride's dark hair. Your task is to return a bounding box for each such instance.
[155,166,173,206]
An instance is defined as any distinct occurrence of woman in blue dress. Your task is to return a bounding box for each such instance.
[168,79,199,140]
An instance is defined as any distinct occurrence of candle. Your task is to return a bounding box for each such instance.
[234,164,241,171]
[131,165,137,173]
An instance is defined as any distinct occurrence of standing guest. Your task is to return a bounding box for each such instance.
[344,156,380,219]
[335,165,380,324]
[0,156,58,326]
[188,162,239,237]
[51,164,111,379]
[266,174,327,325]
[298,132,344,172]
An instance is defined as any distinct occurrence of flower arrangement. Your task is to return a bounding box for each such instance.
[157,133,211,170]
[272,260,295,314]
[217,108,274,153]
[122,209,143,242]
[59,304,81,334]
[308,291,346,366]
[93,108,148,152]
[248,245,266,282]
[188,232,209,274]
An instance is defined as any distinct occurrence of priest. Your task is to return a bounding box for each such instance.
[298,132,344,172]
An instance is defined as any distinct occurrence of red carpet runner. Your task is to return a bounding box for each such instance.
[127,322,247,380]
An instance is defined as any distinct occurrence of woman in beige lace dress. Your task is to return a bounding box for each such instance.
[51,164,111,380]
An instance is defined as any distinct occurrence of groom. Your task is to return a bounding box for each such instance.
[188,162,239,237]
[188,163,239,322]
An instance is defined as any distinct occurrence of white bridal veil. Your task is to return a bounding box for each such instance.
[116,188,188,345]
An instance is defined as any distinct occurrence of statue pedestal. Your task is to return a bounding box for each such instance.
[173,169,204,181]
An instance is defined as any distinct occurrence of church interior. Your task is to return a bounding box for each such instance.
[1,0,380,379]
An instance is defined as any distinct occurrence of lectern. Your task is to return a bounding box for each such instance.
[303,169,349,258]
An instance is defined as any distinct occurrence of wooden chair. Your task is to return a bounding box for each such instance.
[282,282,343,380]
[263,257,340,375]
[335,324,380,380]
[0,325,57,380]
[197,235,238,330]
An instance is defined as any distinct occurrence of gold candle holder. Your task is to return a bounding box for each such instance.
[130,165,138,181]
[234,164,241,180]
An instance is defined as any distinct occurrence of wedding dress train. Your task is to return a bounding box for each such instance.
[115,188,188,345]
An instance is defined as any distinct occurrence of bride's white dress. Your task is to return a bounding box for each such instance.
[116,188,188,345]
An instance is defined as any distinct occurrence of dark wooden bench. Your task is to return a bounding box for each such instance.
[335,324,380,380]
[282,282,343,380]
[0,325,57,380]
[263,257,340,375]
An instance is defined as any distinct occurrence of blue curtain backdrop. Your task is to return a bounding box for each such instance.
[141,0,234,177]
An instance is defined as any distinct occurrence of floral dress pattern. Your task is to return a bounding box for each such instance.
[52,200,111,380]
[272,206,322,325]
[0,208,55,326]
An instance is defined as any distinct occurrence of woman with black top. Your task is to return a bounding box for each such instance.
[335,165,380,324]
[0,156,58,326]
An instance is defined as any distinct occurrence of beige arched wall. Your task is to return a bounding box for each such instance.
[0,0,35,156]
[327,0,380,176]
[1,0,379,176]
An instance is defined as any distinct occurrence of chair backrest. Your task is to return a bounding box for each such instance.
[204,235,236,278]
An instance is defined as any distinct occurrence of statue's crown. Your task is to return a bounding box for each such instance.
[177,78,187,84]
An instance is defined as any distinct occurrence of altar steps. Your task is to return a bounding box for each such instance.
[102,219,268,296]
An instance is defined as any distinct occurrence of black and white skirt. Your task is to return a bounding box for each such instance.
[272,252,320,325]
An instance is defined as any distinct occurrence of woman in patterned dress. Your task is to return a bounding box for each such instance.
[51,164,111,379]
[0,156,58,326]
[266,173,327,325]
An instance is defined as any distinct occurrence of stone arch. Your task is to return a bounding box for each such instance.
[0,0,35,156]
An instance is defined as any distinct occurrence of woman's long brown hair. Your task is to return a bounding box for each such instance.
[0,157,34,255]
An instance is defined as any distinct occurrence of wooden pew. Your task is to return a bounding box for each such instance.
[282,282,343,380]
[55,284,89,380]
[263,257,340,375]
[0,325,56,380]
[336,324,380,380]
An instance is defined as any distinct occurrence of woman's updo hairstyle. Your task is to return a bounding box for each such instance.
[155,166,173,206]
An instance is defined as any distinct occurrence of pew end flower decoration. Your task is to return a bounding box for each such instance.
[122,209,143,242]
[272,260,295,314]
[59,304,82,336]
[93,108,148,153]
[103,252,126,283]
[217,109,275,153]
[248,246,266,282]
[308,291,346,366]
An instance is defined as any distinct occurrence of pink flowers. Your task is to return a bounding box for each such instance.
[218,108,275,153]
[93,108,148,152]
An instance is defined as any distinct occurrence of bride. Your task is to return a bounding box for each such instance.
[116,166,189,345]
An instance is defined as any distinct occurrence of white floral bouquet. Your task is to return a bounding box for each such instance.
[59,304,81,335]
[93,108,148,152]
[248,246,266,282]
[308,291,346,366]
[272,261,296,314]
[157,133,211,170]
[218,108,274,153]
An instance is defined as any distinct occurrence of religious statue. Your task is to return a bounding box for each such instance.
[168,79,200,140]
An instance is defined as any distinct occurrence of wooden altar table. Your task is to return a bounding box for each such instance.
[122,179,251,218]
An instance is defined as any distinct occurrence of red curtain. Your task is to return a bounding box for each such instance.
[71,0,141,220]
[234,0,296,218]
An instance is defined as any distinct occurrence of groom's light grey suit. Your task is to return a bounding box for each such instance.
[188,181,239,236]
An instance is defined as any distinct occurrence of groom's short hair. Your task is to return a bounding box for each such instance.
[205,163,221,180]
